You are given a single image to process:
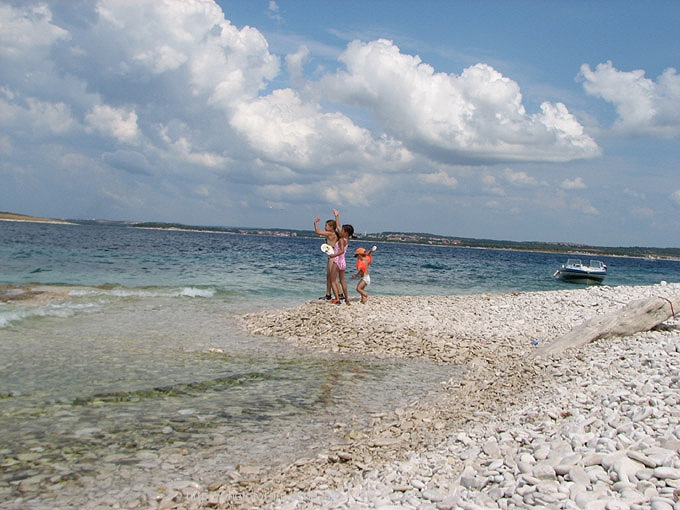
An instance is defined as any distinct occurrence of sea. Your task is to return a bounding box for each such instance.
[2,220,680,505]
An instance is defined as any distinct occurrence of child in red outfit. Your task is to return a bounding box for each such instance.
[352,246,375,304]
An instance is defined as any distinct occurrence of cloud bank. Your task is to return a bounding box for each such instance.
[1,2,600,166]
[322,39,601,164]
[1,0,678,245]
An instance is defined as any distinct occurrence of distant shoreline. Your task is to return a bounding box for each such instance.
[0,212,74,225]
[2,212,679,260]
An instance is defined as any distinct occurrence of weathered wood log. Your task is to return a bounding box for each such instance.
[532,296,679,358]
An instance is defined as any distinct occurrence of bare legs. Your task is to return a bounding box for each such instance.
[357,279,369,303]
[327,259,342,301]
[338,270,349,303]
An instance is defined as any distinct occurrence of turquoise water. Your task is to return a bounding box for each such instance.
[3,221,678,303]
[1,221,680,504]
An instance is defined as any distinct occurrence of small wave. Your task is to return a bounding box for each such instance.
[0,304,86,328]
[69,286,216,299]
[179,287,215,298]
[0,283,219,328]
[0,309,23,328]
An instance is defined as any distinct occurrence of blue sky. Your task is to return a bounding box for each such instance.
[1,0,679,247]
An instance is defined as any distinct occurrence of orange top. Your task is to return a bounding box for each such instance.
[356,258,369,274]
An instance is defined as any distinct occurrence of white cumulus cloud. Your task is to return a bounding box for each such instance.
[0,93,74,137]
[671,189,680,206]
[285,46,310,85]
[502,168,539,187]
[92,0,279,106]
[0,3,68,60]
[230,87,412,170]
[570,197,599,215]
[418,170,458,188]
[580,61,680,138]
[85,104,140,144]
[320,39,601,164]
[561,177,587,190]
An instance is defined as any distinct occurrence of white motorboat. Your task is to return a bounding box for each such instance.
[554,259,607,284]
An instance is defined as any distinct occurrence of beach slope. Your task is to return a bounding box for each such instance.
[240,283,680,509]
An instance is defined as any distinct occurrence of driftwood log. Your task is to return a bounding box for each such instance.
[532,296,679,358]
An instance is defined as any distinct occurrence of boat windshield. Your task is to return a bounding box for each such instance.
[589,260,605,269]
[566,259,582,267]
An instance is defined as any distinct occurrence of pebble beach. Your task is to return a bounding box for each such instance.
[3,282,679,509]
[236,282,680,510]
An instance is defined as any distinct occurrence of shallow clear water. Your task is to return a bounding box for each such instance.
[1,294,448,473]
[1,221,680,503]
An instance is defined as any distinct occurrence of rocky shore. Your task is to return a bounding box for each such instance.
[4,284,677,509]
[237,283,680,509]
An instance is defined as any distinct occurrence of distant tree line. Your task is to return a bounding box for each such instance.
[128,222,680,260]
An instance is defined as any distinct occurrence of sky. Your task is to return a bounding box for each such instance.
[1,0,679,247]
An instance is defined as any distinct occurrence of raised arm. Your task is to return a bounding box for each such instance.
[313,216,327,236]
[333,208,340,230]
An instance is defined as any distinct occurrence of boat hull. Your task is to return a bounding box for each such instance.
[555,268,606,284]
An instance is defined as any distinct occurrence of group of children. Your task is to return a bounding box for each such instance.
[313,209,375,305]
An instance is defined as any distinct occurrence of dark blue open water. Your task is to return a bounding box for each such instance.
[1,221,679,505]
